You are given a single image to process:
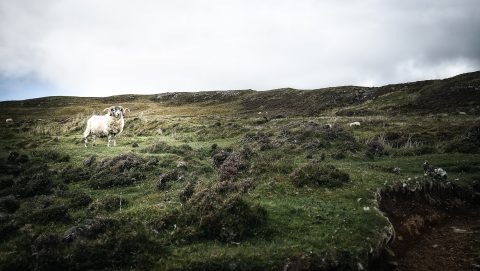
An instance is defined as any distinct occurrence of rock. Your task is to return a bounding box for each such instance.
[434,168,448,179]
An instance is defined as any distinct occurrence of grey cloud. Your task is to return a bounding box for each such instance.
[0,0,479,100]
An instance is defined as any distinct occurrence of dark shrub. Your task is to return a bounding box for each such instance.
[156,170,181,190]
[31,149,70,162]
[331,151,346,160]
[0,177,14,190]
[88,171,144,189]
[179,190,267,242]
[444,138,480,154]
[218,151,249,180]
[28,205,70,224]
[290,163,350,188]
[65,221,158,270]
[211,150,231,168]
[68,192,92,209]
[365,141,388,158]
[213,178,255,195]
[14,164,53,197]
[31,233,67,271]
[6,151,29,164]
[83,155,96,167]
[179,180,197,203]
[88,153,146,189]
[0,213,19,241]
[0,195,20,213]
[63,218,117,242]
[60,166,91,183]
[89,196,128,213]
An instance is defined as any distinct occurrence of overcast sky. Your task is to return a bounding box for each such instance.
[0,0,479,101]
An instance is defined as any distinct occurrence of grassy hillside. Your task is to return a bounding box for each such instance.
[1,72,479,270]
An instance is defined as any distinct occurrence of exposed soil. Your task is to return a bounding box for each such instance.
[378,181,480,271]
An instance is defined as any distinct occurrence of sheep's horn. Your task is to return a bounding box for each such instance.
[103,108,110,112]
[124,108,130,113]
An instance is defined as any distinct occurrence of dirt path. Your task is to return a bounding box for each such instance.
[378,182,480,271]
[391,211,480,271]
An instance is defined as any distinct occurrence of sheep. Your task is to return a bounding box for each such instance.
[83,106,129,147]
[349,121,361,127]
[5,118,13,123]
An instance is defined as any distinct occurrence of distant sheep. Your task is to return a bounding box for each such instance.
[349,121,361,127]
[5,118,13,123]
[83,106,129,147]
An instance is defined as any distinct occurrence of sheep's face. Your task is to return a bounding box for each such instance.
[110,106,125,118]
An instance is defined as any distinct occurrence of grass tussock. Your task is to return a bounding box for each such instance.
[290,163,350,188]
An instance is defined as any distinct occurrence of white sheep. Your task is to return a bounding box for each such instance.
[83,106,129,147]
[349,121,361,127]
[5,118,13,123]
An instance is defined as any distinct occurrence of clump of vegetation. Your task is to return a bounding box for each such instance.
[156,170,182,190]
[444,125,480,153]
[66,191,92,209]
[31,149,70,162]
[365,141,389,158]
[88,196,128,213]
[218,151,249,180]
[88,153,146,189]
[63,217,117,242]
[179,179,197,203]
[243,132,272,150]
[6,151,29,164]
[176,188,267,242]
[0,195,20,213]
[156,178,264,243]
[26,205,70,224]
[63,221,159,270]
[83,155,96,167]
[60,165,91,183]
[331,151,347,160]
[141,141,193,155]
[10,164,54,198]
[212,178,255,194]
[290,163,350,188]
[212,148,252,180]
[24,219,159,271]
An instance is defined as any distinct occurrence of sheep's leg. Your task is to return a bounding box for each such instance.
[92,135,96,147]
[113,135,117,147]
[84,137,88,148]
[107,135,112,147]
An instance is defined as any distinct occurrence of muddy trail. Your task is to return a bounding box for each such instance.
[376,180,480,271]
